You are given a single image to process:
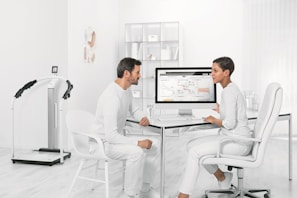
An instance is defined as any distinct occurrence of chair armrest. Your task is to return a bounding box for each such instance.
[220,136,261,143]
[72,131,104,145]
[217,136,261,157]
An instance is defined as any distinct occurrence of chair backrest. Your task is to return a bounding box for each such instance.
[66,110,107,160]
[251,82,283,163]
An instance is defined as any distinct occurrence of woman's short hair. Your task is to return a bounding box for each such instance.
[213,57,234,76]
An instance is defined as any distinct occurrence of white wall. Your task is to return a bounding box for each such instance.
[118,0,244,89]
[0,0,244,148]
[3,0,292,148]
[67,0,119,113]
[0,0,68,148]
[242,0,297,135]
[0,0,119,148]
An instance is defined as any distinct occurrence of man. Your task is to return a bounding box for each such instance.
[95,57,160,198]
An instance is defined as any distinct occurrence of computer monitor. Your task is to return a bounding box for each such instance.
[155,67,217,115]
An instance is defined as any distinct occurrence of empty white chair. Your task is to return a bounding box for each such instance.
[66,110,110,198]
[201,82,283,198]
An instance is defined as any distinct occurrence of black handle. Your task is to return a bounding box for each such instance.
[62,80,73,100]
[14,80,37,98]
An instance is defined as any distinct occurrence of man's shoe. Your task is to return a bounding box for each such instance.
[218,172,233,189]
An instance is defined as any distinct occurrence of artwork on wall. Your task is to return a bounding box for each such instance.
[84,27,96,63]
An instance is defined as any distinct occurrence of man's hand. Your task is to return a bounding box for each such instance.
[139,117,150,126]
[137,139,153,149]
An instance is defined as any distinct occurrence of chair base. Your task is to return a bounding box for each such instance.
[202,184,270,198]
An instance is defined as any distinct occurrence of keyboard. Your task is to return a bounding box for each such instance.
[157,114,195,121]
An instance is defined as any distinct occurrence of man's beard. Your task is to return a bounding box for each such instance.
[131,78,139,85]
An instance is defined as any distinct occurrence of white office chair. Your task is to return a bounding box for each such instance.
[201,82,283,198]
[66,110,111,198]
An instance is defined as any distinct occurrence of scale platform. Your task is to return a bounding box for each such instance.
[12,148,71,166]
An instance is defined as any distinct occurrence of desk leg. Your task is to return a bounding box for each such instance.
[289,115,292,180]
[160,127,165,198]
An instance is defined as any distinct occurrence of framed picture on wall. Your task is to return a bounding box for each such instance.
[84,27,96,63]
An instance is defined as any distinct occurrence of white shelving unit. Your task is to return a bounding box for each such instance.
[124,22,180,115]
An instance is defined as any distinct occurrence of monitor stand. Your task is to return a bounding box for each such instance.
[178,109,193,116]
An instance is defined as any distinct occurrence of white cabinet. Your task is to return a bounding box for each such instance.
[125,22,180,114]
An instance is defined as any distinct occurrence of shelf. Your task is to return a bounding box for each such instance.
[125,21,180,111]
[125,40,178,44]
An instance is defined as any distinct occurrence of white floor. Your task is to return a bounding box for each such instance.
[1,132,296,198]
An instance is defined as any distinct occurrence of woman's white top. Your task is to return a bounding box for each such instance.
[220,82,251,137]
[95,82,145,145]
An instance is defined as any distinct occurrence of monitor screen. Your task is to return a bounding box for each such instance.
[155,67,216,114]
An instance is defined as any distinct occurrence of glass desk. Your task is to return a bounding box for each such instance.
[126,112,292,198]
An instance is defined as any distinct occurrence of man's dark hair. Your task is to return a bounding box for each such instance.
[213,56,235,76]
[117,57,142,78]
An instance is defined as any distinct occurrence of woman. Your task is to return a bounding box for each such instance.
[178,57,253,198]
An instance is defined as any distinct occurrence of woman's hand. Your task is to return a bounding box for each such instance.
[214,103,220,113]
[204,115,223,127]
[204,115,216,123]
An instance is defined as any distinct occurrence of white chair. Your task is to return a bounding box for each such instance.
[66,110,110,198]
[201,82,283,198]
